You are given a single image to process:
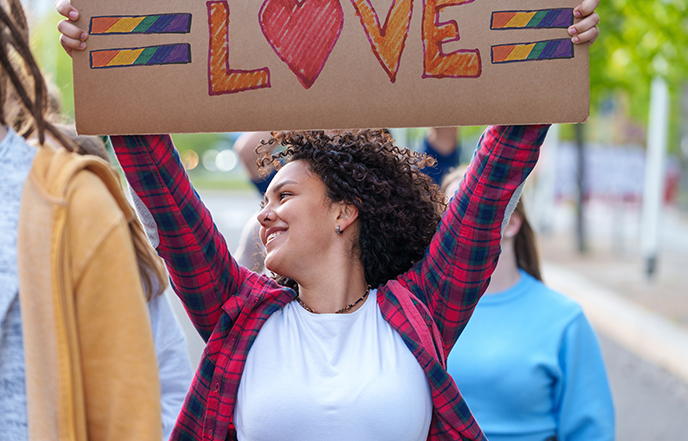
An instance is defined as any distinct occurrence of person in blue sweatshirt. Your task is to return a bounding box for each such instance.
[443,171,614,441]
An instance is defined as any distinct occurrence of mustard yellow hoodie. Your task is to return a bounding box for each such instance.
[16,140,162,441]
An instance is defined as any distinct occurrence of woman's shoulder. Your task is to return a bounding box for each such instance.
[67,165,126,223]
[520,271,585,320]
[230,267,297,308]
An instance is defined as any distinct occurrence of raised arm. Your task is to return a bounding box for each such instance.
[394,0,599,353]
[111,135,250,341]
[399,125,548,351]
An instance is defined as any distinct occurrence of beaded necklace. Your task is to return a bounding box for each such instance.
[296,286,370,314]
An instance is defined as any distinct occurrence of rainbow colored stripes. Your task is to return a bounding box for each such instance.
[491,9,573,30]
[90,44,191,69]
[491,39,573,64]
[90,14,191,35]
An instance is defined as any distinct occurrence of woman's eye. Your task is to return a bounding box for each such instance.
[279,192,290,201]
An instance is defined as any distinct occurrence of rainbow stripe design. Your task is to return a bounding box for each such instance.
[90,44,191,69]
[491,9,573,30]
[491,39,573,64]
[90,14,191,35]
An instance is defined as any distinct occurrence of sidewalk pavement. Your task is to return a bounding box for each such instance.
[542,262,688,385]
[536,200,688,385]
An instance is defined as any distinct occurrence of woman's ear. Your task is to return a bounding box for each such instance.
[503,212,524,239]
[335,203,359,233]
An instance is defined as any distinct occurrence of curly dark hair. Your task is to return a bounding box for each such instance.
[257,129,447,291]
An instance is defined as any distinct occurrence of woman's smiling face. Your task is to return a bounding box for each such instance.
[257,160,341,281]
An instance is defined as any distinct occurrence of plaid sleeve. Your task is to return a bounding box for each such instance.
[111,135,248,342]
[399,125,548,352]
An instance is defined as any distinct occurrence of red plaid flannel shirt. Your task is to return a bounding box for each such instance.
[111,124,547,441]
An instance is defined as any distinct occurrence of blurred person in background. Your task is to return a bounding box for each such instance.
[233,132,274,273]
[234,131,276,196]
[0,0,162,439]
[63,126,195,441]
[422,127,461,186]
[442,170,615,441]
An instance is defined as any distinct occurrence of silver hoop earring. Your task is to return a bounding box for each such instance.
[336,225,343,235]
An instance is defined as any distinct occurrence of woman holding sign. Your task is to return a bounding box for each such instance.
[57,2,599,440]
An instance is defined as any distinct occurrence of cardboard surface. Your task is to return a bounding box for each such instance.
[72,0,589,135]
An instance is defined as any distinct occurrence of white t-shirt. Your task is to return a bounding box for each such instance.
[235,289,433,441]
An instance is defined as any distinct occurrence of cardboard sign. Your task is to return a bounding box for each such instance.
[71,0,589,135]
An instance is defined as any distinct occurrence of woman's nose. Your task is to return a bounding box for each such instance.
[257,205,273,226]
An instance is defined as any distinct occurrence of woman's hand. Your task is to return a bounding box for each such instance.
[569,0,600,45]
[56,0,86,57]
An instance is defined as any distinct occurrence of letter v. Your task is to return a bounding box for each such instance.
[351,0,413,83]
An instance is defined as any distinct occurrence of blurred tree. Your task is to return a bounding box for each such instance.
[590,0,688,132]
[29,11,76,116]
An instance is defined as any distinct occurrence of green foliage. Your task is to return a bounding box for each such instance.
[29,11,76,116]
[590,0,688,122]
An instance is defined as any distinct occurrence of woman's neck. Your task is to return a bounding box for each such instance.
[295,258,369,314]
[484,239,521,295]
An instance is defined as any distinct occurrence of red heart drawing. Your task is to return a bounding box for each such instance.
[259,0,344,89]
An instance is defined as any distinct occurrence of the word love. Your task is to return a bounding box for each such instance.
[207,0,481,95]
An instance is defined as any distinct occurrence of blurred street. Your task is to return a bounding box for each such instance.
[536,200,688,439]
[165,189,688,441]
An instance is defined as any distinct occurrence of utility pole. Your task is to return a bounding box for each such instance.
[640,77,670,278]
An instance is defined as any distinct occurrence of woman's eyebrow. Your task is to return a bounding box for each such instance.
[269,180,297,195]
[262,179,298,207]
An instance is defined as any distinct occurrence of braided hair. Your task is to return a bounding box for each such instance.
[0,0,73,149]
